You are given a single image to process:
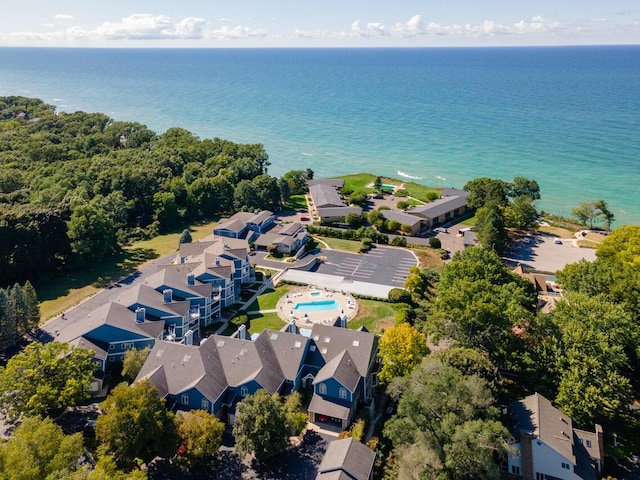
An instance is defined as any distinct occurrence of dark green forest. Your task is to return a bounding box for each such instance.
[0,96,286,288]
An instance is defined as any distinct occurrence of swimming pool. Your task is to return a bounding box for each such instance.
[380,184,396,191]
[293,299,340,313]
[310,291,322,297]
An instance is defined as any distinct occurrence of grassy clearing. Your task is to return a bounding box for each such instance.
[340,173,377,192]
[246,285,294,311]
[538,225,574,238]
[286,195,308,211]
[247,312,286,335]
[409,246,445,270]
[349,299,396,333]
[401,181,441,202]
[37,220,219,322]
[315,236,362,253]
[576,240,598,249]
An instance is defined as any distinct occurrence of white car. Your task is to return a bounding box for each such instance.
[435,227,448,234]
[554,238,562,244]
[522,237,530,244]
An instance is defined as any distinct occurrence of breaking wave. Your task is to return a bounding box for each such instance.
[397,170,423,180]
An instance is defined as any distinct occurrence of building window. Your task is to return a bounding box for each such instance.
[240,386,248,397]
[181,394,189,405]
[511,465,520,475]
[339,388,347,399]
[318,383,327,395]
[561,462,571,470]
[201,399,209,411]
[586,440,592,448]
[109,345,115,350]
[536,473,544,480]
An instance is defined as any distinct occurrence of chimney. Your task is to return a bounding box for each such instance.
[288,319,296,334]
[187,273,195,286]
[215,258,220,266]
[163,289,172,303]
[238,324,248,340]
[184,329,194,346]
[135,307,145,323]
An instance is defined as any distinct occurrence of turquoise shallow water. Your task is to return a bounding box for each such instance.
[0,46,638,225]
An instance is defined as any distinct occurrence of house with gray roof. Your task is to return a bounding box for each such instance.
[506,393,603,480]
[306,324,379,430]
[309,182,363,224]
[308,179,345,189]
[135,321,378,429]
[54,301,163,374]
[380,209,426,235]
[213,210,276,239]
[253,222,309,254]
[316,437,376,480]
[408,188,469,229]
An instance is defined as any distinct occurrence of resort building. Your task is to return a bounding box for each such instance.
[45,235,255,376]
[505,393,604,480]
[135,321,379,429]
[213,210,276,239]
[308,180,363,224]
[408,188,470,229]
[380,209,427,235]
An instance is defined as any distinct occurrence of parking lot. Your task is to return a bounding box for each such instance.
[316,246,417,288]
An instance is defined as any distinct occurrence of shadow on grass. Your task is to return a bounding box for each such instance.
[36,247,158,302]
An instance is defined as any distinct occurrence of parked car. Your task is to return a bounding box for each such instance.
[300,216,310,221]
[434,227,448,234]
[522,237,530,244]
[554,238,562,244]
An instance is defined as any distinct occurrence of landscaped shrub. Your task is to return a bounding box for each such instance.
[428,237,442,249]
[395,189,409,197]
[388,288,412,304]
[390,236,407,247]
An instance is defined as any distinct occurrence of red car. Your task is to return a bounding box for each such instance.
[300,216,310,221]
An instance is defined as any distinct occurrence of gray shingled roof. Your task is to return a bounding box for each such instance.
[380,209,422,227]
[317,437,376,480]
[308,394,350,420]
[116,284,190,318]
[308,179,345,188]
[279,222,303,236]
[145,264,214,299]
[247,210,274,226]
[310,324,377,377]
[310,184,346,208]
[211,334,285,393]
[409,194,467,220]
[254,330,309,381]
[509,393,576,464]
[313,350,360,392]
[137,339,228,404]
[54,301,163,344]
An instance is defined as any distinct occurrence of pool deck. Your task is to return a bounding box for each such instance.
[276,287,359,328]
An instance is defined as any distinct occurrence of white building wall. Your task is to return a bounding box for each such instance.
[531,440,582,480]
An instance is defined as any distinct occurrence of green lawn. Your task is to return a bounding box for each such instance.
[247,312,286,335]
[401,181,441,203]
[286,194,308,211]
[339,173,377,192]
[349,299,396,334]
[315,236,362,253]
[246,285,294,311]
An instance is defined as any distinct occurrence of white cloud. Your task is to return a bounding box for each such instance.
[205,24,267,40]
[55,14,75,20]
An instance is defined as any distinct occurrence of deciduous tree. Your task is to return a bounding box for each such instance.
[0,416,84,480]
[121,346,151,382]
[384,358,511,480]
[176,410,224,468]
[0,342,96,422]
[232,390,288,459]
[95,380,177,469]
[378,323,429,383]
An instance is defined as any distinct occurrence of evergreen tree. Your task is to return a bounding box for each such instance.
[22,280,40,332]
[8,283,28,337]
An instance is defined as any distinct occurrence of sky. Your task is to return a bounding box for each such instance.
[0,1,639,48]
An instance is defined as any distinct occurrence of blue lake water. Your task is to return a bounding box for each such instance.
[0,46,638,225]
